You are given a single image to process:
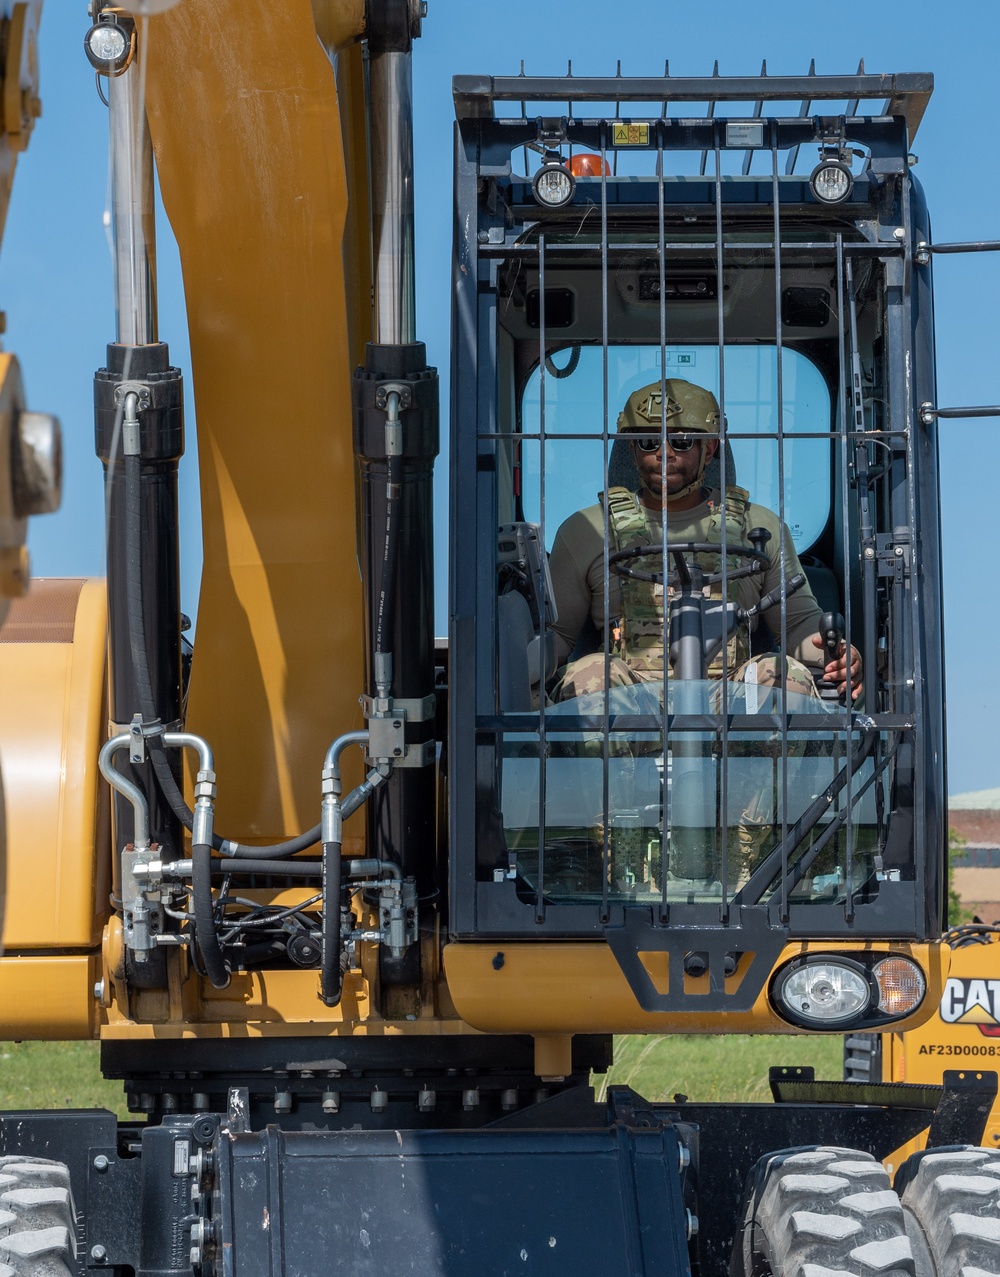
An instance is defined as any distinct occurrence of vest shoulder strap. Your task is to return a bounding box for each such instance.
[705,484,752,547]
[600,487,648,550]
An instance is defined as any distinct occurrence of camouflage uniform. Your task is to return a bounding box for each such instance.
[546,378,830,886]
[548,377,827,702]
[548,488,825,701]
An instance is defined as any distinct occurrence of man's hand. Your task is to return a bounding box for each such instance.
[812,633,863,699]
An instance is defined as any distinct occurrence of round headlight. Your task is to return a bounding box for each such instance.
[532,164,575,210]
[873,956,926,1017]
[774,959,871,1027]
[84,20,132,75]
[809,159,854,204]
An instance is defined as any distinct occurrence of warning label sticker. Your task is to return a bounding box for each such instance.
[612,122,649,147]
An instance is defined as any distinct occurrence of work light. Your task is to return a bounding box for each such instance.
[809,156,854,204]
[532,156,576,209]
[84,16,133,75]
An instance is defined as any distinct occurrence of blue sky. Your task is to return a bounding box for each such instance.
[4,0,999,792]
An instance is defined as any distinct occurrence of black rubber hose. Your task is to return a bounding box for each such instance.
[374,454,403,675]
[212,858,322,878]
[221,827,321,860]
[123,446,321,859]
[319,839,343,1007]
[123,448,194,834]
[732,722,879,907]
[191,841,230,988]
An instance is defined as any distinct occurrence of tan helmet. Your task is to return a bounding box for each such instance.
[616,378,721,435]
[618,378,720,501]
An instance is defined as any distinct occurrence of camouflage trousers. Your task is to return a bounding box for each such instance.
[551,651,820,704]
[550,651,823,887]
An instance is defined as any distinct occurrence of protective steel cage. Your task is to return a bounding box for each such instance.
[447,71,944,997]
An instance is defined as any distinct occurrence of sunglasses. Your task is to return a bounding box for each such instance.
[631,432,698,454]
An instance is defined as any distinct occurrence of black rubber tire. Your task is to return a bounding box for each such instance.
[0,1157,76,1276]
[895,1145,1000,1277]
[731,1145,916,1277]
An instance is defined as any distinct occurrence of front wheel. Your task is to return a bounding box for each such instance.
[730,1145,915,1277]
[895,1145,1000,1277]
[0,1157,76,1276]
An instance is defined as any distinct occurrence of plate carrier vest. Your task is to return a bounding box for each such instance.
[602,484,754,678]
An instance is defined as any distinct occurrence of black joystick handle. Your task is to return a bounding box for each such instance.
[747,526,772,559]
[817,611,847,702]
[820,611,846,665]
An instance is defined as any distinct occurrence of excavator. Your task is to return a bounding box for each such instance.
[0,2,997,1274]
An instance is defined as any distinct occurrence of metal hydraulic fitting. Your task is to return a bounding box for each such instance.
[121,845,162,958]
[191,768,217,847]
[379,874,418,957]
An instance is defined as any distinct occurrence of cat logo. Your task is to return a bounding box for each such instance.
[939,977,1000,1037]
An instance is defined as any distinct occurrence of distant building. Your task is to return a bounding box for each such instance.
[948,788,1000,923]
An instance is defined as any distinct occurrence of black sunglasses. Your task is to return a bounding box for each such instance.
[631,432,698,454]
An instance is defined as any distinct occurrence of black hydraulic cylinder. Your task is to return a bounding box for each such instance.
[353,342,438,896]
[95,342,184,856]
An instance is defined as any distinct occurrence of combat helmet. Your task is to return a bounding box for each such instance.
[617,378,720,498]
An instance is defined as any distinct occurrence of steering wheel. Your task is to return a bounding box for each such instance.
[608,540,770,587]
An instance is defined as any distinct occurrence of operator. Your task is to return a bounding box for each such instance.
[547,377,862,703]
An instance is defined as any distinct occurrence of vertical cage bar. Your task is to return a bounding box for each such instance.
[898,170,927,920]
[599,124,612,924]
[535,235,548,923]
[770,126,791,922]
[659,120,674,924]
[846,252,881,919]
[836,236,854,920]
[714,122,732,919]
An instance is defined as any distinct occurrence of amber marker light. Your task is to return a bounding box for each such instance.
[873,956,926,1017]
[569,153,610,178]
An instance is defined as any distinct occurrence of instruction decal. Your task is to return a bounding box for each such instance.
[612,122,649,146]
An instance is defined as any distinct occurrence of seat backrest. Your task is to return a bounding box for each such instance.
[497,589,536,711]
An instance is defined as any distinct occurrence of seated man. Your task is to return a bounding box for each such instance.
[547,377,861,702]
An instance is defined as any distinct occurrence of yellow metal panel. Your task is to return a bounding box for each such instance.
[885,940,1000,1157]
[443,941,949,1037]
[310,0,367,53]
[0,0,44,617]
[0,578,109,948]
[0,956,98,1039]
[143,2,369,848]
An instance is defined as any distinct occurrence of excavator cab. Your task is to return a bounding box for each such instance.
[445,71,950,1037]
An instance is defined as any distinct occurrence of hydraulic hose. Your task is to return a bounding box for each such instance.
[213,858,321,878]
[319,735,388,1008]
[122,417,320,859]
[320,837,343,1007]
[191,841,230,988]
[373,451,404,697]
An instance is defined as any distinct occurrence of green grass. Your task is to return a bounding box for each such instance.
[599,1033,844,1103]
[0,1035,843,1117]
[0,1042,130,1118]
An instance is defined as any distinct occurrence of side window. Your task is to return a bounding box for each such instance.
[519,345,832,554]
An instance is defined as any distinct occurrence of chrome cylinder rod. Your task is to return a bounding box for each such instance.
[370,49,415,345]
[108,48,157,346]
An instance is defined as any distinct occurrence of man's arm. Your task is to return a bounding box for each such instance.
[756,513,863,696]
[548,511,601,665]
[754,516,824,663]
